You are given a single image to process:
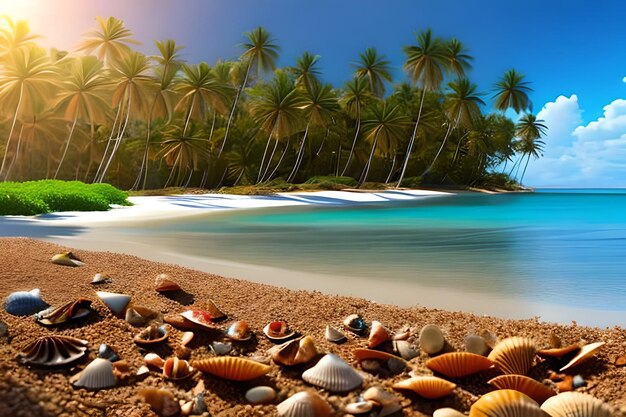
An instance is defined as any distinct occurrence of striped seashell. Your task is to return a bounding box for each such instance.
[419,324,445,355]
[51,252,84,267]
[325,325,347,343]
[70,358,116,390]
[263,320,296,342]
[138,388,181,417]
[162,357,195,380]
[276,391,333,417]
[5,289,49,316]
[270,335,318,366]
[20,335,88,366]
[125,305,160,327]
[559,342,604,371]
[488,337,537,375]
[155,274,181,292]
[426,351,494,378]
[192,356,271,381]
[226,320,252,341]
[537,344,580,358]
[134,324,169,347]
[368,320,391,348]
[434,408,467,417]
[96,291,131,317]
[392,376,456,399]
[540,392,613,417]
[469,389,546,417]
[302,353,363,392]
[36,298,92,326]
[488,374,556,404]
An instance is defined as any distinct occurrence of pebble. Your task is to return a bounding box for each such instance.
[572,375,585,388]
[245,386,276,405]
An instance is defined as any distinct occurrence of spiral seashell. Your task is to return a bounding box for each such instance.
[192,356,271,381]
[162,356,195,380]
[392,376,456,399]
[180,309,220,330]
[325,325,347,343]
[138,388,181,417]
[5,289,49,316]
[559,342,604,371]
[434,408,467,417]
[469,389,545,417]
[20,335,88,366]
[343,314,368,334]
[70,358,116,390]
[488,375,556,404]
[537,344,580,358]
[263,320,296,342]
[36,298,92,326]
[270,335,318,366]
[419,324,445,355]
[96,291,131,317]
[301,353,363,392]
[52,252,84,267]
[155,273,181,292]
[540,392,613,417]
[225,320,252,341]
[134,324,169,347]
[426,351,494,378]
[125,305,160,327]
[488,337,537,375]
[276,391,333,417]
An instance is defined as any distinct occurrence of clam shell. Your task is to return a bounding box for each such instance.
[343,314,368,334]
[368,320,391,348]
[162,356,195,380]
[245,386,277,405]
[466,334,489,356]
[559,342,604,371]
[419,324,445,355]
[5,289,49,316]
[301,353,363,392]
[36,298,92,326]
[20,335,88,366]
[271,335,318,366]
[96,291,131,317]
[192,356,271,381]
[540,392,613,417]
[488,375,556,404]
[134,324,169,346]
[263,321,296,342]
[488,337,537,375]
[70,358,116,390]
[434,408,467,417]
[276,391,333,417]
[344,401,373,414]
[537,344,579,358]
[125,306,160,327]
[325,325,347,343]
[393,339,419,360]
[225,320,252,341]
[180,310,219,330]
[469,389,546,417]
[52,252,84,267]
[426,352,494,378]
[392,376,456,399]
[138,388,181,417]
[363,386,402,416]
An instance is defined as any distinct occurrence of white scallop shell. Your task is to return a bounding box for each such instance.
[276,391,333,417]
[70,358,116,390]
[419,324,445,354]
[540,392,613,417]
[96,291,131,316]
[301,353,363,392]
[245,386,277,405]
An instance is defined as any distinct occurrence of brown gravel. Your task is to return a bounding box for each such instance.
[0,237,625,417]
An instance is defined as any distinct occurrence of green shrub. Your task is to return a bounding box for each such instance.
[0,191,49,215]
[89,183,131,205]
[479,173,520,189]
[399,176,423,188]
[304,176,357,187]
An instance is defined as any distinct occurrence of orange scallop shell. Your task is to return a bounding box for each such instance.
[488,337,537,375]
[392,376,456,399]
[426,352,494,378]
[191,356,270,381]
[537,344,579,358]
[469,389,545,417]
[488,375,556,404]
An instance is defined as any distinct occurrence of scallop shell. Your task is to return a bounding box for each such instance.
[392,376,456,399]
[419,324,445,355]
[537,344,580,358]
[343,314,368,334]
[362,386,402,416]
[466,334,489,355]
[488,337,537,375]
[138,388,181,417]
[276,391,333,417]
[263,321,296,342]
[469,389,546,417]
[245,386,277,405]
[96,291,131,317]
[162,356,195,380]
[540,392,613,417]
[70,358,116,390]
[426,352,494,378]
[36,298,92,325]
[125,306,160,327]
[226,320,252,341]
[488,375,556,404]
[192,356,271,381]
[20,335,88,366]
[271,335,318,366]
[301,353,363,392]
[368,320,391,348]
[434,408,467,417]
[134,324,169,346]
[5,289,49,316]
[559,342,604,371]
[52,252,84,267]
[180,310,219,330]
[325,325,347,343]
[155,274,181,292]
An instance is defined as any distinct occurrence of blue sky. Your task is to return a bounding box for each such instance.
[5,0,626,187]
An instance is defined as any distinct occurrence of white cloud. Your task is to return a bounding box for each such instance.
[623,76,626,83]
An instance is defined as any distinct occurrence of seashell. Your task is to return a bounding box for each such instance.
[419,324,445,355]
[353,348,406,374]
[210,341,232,355]
[145,353,165,368]
[556,375,573,392]
[325,325,347,343]
[344,401,373,414]
[225,320,252,341]
[270,335,318,366]
[134,324,169,347]
[70,358,116,390]
[52,252,84,267]
[488,337,537,375]
[90,273,110,284]
[5,289,49,316]
[426,352,494,378]
[181,393,206,415]
[434,408,467,417]
[96,291,131,317]
[343,314,368,334]
[368,320,391,348]
[392,376,456,399]
[276,391,333,417]
[540,392,613,417]
[263,320,296,342]
[162,356,195,380]
[362,386,402,416]
[164,314,199,331]
[138,388,181,417]
[97,344,119,362]
[181,331,194,347]
[125,305,160,327]
[488,374,556,404]
[20,335,88,366]
[35,298,91,325]
[137,365,150,377]
[155,273,181,292]
[559,342,604,371]
[245,386,277,405]
[466,334,489,356]
[393,339,419,360]
[469,389,545,417]
[180,310,219,330]
[192,356,271,381]
[537,344,580,358]
[301,353,363,392]
[393,327,411,340]
[205,299,227,321]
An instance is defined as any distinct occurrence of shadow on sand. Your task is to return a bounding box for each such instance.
[0,216,86,239]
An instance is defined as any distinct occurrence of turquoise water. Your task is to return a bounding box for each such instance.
[118,190,626,312]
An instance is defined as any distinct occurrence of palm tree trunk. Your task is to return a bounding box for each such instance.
[520,154,531,184]
[94,101,123,182]
[341,106,361,176]
[257,125,276,183]
[133,93,159,190]
[385,154,397,183]
[98,92,132,183]
[287,121,310,183]
[54,116,79,179]
[357,131,380,188]
[508,155,521,177]
[164,151,182,188]
[397,88,426,188]
[0,84,24,179]
[422,108,462,177]
[218,61,252,159]
[260,136,280,182]
[5,124,24,181]
[267,136,291,182]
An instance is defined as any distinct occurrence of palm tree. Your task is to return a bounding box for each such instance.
[352,47,392,98]
[77,16,139,67]
[340,76,374,175]
[289,51,321,90]
[0,17,40,56]
[515,113,547,183]
[445,38,473,78]
[158,122,208,187]
[397,29,447,187]
[493,69,533,113]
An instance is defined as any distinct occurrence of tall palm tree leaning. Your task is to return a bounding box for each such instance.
[397,29,447,188]
[218,27,279,159]
[352,47,392,98]
[340,76,374,176]
[515,113,547,184]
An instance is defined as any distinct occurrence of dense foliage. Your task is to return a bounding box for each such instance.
[0,17,547,191]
